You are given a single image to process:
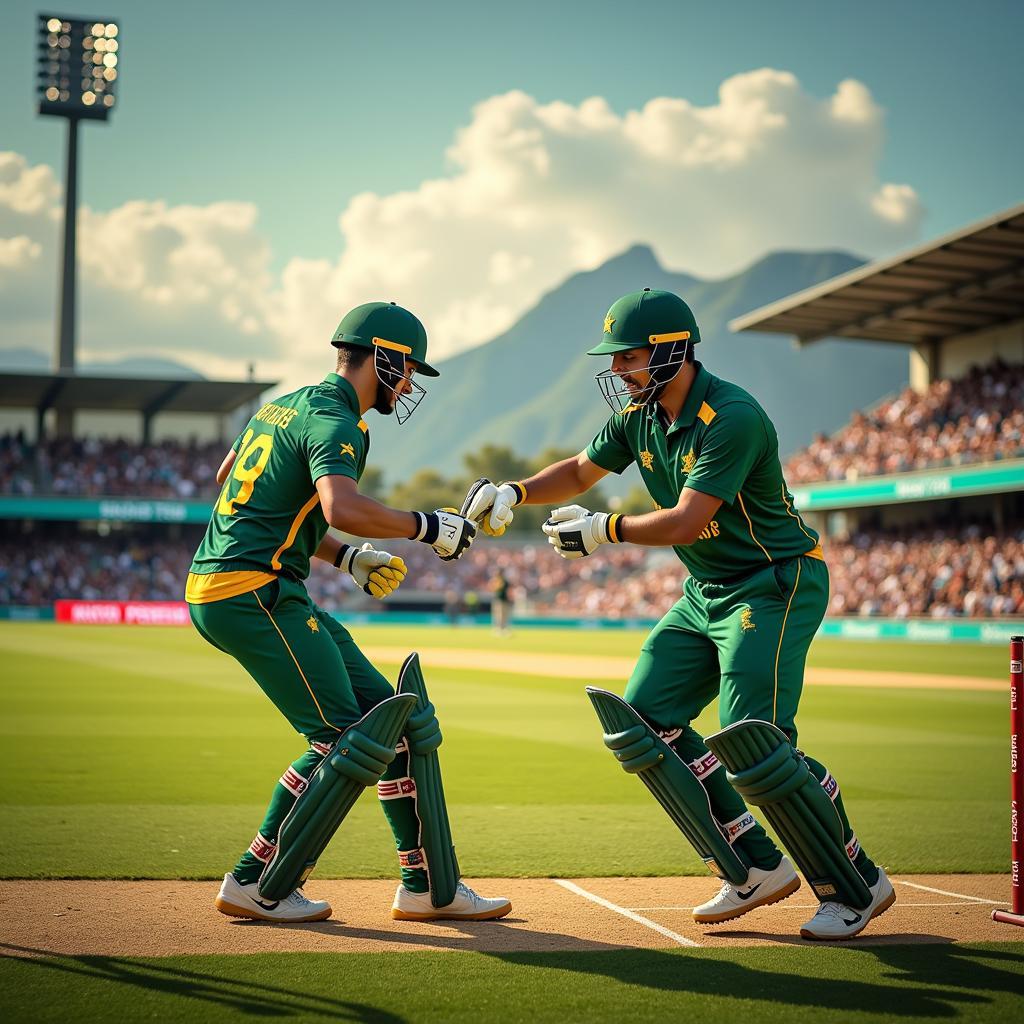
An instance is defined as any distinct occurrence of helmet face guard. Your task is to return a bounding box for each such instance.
[595,336,691,414]
[373,339,426,425]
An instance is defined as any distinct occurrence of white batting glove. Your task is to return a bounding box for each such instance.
[412,509,477,561]
[541,504,623,559]
[461,478,525,536]
[336,542,408,599]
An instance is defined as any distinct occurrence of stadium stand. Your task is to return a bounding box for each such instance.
[4,356,1019,497]
[2,523,1020,619]
[0,432,223,498]
[785,358,1024,483]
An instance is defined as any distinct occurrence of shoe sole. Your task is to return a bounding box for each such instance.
[392,901,513,922]
[215,896,332,923]
[799,887,897,941]
[693,875,802,925]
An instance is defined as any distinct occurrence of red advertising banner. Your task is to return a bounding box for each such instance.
[54,600,190,626]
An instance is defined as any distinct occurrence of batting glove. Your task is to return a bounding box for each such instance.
[412,509,477,561]
[335,542,408,599]
[461,478,526,536]
[542,504,623,559]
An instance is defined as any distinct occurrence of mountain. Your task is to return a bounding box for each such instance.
[369,246,908,484]
[0,347,205,379]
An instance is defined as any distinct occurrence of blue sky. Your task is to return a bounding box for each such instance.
[1,0,1021,381]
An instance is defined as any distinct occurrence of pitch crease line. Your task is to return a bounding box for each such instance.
[554,880,700,948]
[894,880,1008,905]
[625,901,977,910]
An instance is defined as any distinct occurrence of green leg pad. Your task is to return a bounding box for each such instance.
[704,719,873,909]
[258,693,417,900]
[586,687,748,884]
[398,653,460,908]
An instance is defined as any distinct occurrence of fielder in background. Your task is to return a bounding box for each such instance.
[490,570,512,634]
[186,301,510,924]
[463,288,894,940]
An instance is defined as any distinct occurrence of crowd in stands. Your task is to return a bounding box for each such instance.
[0,433,224,499]
[2,355,1022,617]
[3,525,1021,619]
[824,524,1023,618]
[784,359,1024,483]
[0,535,196,606]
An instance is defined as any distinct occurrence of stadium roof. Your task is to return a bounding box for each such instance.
[730,202,1024,345]
[0,371,277,416]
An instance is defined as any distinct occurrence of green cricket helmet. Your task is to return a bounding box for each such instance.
[330,301,438,423]
[588,288,700,413]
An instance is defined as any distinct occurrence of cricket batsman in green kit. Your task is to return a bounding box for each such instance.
[186,301,511,924]
[463,288,895,940]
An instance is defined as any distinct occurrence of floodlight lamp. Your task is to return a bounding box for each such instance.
[36,15,121,121]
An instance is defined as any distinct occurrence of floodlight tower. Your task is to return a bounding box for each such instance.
[35,14,120,436]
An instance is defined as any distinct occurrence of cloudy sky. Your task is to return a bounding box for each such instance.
[1,0,1021,389]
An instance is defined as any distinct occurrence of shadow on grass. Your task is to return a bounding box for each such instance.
[2,940,1022,1020]
[493,942,1024,1018]
[229,917,634,953]
[0,944,404,1022]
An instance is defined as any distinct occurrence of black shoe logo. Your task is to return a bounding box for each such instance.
[736,883,762,901]
[842,912,862,927]
[254,898,280,911]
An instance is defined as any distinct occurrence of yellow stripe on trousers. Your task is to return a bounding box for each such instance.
[772,558,802,725]
[254,590,341,733]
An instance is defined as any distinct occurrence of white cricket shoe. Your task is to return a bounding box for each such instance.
[214,872,332,923]
[392,880,512,921]
[799,866,896,940]
[692,856,801,924]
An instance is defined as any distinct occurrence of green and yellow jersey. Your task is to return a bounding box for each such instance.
[186,374,368,604]
[586,362,821,583]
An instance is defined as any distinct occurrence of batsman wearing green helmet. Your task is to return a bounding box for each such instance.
[187,301,510,924]
[463,288,894,940]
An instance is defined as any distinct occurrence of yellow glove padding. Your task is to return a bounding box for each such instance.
[349,541,408,600]
[364,557,407,599]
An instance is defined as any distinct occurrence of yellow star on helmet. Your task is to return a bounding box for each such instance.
[603,314,615,334]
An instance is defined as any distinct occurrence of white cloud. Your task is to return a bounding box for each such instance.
[270,69,921,378]
[0,152,281,378]
[0,235,42,269]
[0,69,922,389]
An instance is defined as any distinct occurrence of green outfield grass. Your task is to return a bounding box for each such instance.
[2,945,1022,1023]
[0,623,1010,879]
